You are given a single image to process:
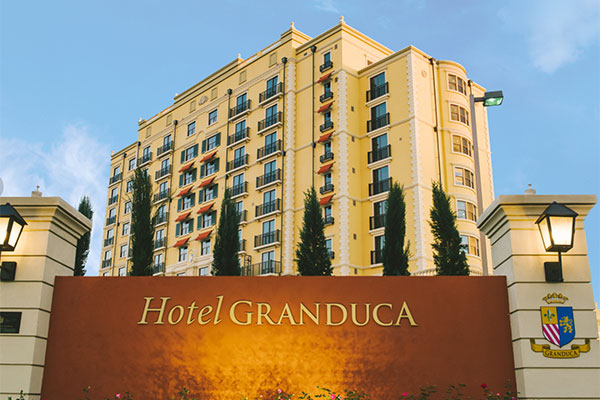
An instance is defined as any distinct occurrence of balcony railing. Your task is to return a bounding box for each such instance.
[258,112,283,133]
[366,82,389,102]
[320,120,334,132]
[108,196,118,205]
[153,190,169,203]
[239,210,248,223]
[319,60,333,72]
[320,91,334,102]
[227,127,250,146]
[157,141,173,157]
[229,100,251,119]
[367,113,390,132]
[259,83,284,104]
[230,182,248,197]
[241,260,282,276]
[226,154,249,172]
[320,183,334,194]
[104,237,114,247]
[257,140,282,159]
[106,216,116,225]
[254,230,281,248]
[153,213,168,226]
[256,199,281,217]
[153,262,165,274]
[256,169,281,188]
[155,165,172,180]
[328,250,335,260]
[101,259,112,268]
[320,151,334,163]
[324,216,334,226]
[239,239,246,252]
[109,173,122,185]
[369,177,392,196]
[371,249,383,265]
[138,152,152,166]
[368,145,391,164]
[154,238,165,249]
[370,214,386,230]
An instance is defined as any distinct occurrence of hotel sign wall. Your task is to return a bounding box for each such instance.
[42,276,515,399]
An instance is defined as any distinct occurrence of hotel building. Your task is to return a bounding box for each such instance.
[99,18,494,277]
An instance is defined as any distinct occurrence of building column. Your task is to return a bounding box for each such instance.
[478,194,599,400]
[282,59,296,275]
[0,195,91,400]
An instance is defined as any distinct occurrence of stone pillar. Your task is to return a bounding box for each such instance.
[478,194,599,400]
[0,196,91,400]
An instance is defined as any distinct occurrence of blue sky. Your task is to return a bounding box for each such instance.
[1,0,598,300]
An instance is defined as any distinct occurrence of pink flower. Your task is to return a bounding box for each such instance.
[277,389,282,394]
[496,393,501,397]
[116,394,122,399]
[402,393,407,397]
[481,383,487,389]
[331,395,335,400]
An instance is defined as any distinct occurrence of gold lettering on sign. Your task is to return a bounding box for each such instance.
[277,303,299,325]
[168,305,184,325]
[186,302,198,325]
[197,305,213,325]
[373,303,393,326]
[395,302,418,326]
[299,303,320,325]
[137,297,170,325]
[350,303,371,327]
[257,303,277,325]
[230,300,253,325]
[214,295,223,325]
[326,303,348,326]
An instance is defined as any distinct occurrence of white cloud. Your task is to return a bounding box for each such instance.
[314,0,339,13]
[499,0,600,74]
[0,124,110,277]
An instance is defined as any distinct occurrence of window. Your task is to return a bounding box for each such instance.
[372,133,388,150]
[106,228,114,240]
[108,208,116,219]
[266,104,278,124]
[323,81,332,95]
[236,93,247,109]
[113,165,121,177]
[454,167,475,189]
[208,109,218,125]
[453,135,472,156]
[159,181,168,195]
[235,200,244,216]
[448,74,466,95]
[373,166,389,183]
[119,267,126,276]
[187,121,196,136]
[235,120,246,135]
[201,211,216,229]
[183,169,197,186]
[264,160,277,179]
[323,140,332,154]
[325,238,332,258]
[179,219,193,236]
[324,172,332,186]
[156,229,165,244]
[450,104,469,125]
[128,158,136,170]
[203,133,221,153]
[370,72,386,91]
[177,272,186,277]
[374,235,385,264]
[262,219,275,235]
[204,184,218,202]
[201,239,211,256]
[202,159,219,177]
[182,194,195,210]
[157,205,166,218]
[183,144,199,162]
[164,134,172,146]
[103,272,109,277]
[154,253,163,268]
[126,180,134,193]
[179,246,188,262]
[104,249,112,261]
[371,102,387,121]
[460,235,480,256]
[374,200,387,217]
[143,146,151,158]
[234,145,245,161]
[266,76,278,97]
[324,111,331,124]
[261,251,275,274]
[323,52,331,64]
[120,244,128,258]
[122,223,130,236]
[324,205,332,221]
[124,201,132,214]
[161,158,170,171]
[110,187,118,198]
[457,200,477,222]
[265,131,276,149]
[264,189,276,205]
[199,267,210,276]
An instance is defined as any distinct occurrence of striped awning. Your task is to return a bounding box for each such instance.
[199,176,215,188]
[195,230,213,241]
[175,212,191,222]
[319,195,333,205]
[317,132,333,143]
[201,151,217,162]
[174,237,189,247]
[177,186,193,197]
[179,162,194,172]
[318,102,333,113]
[197,203,214,214]
[317,73,332,83]
[317,163,333,174]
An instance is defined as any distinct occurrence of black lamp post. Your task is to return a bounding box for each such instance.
[535,202,578,282]
[0,203,27,281]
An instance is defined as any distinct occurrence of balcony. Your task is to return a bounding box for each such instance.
[319,151,334,163]
[226,154,249,172]
[155,165,172,180]
[106,216,116,226]
[259,83,284,105]
[319,60,333,72]
[154,238,165,250]
[370,214,386,230]
[257,140,282,160]
[153,213,168,226]
[254,229,281,248]
[366,82,389,102]
[367,113,390,132]
[257,112,283,134]
[108,195,118,205]
[229,182,248,198]
[239,239,246,252]
[104,237,114,247]
[239,210,248,223]
[101,259,112,268]
[371,249,383,265]
[369,177,392,196]
[368,145,391,164]
[319,91,334,103]
[256,199,281,217]
[109,173,122,185]
[157,141,173,157]
[241,260,282,276]
[153,190,169,204]
[320,120,334,132]
[324,215,334,226]
[153,262,165,274]
[320,183,334,194]
[256,169,281,189]
[227,127,250,146]
[229,100,251,120]
[138,152,152,166]
[328,250,335,260]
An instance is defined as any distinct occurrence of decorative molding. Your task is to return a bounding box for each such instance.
[337,70,350,275]
[283,60,297,275]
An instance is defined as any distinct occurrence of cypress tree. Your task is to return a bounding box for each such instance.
[382,182,410,276]
[130,168,154,276]
[429,181,469,275]
[212,188,241,275]
[296,187,332,276]
[74,195,93,276]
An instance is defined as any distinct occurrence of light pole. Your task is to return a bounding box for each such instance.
[0,203,28,281]
[469,90,503,275]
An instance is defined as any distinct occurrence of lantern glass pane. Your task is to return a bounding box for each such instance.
[549,216,573,246]
[7,221,24,248]
[0,217,9,245]
[538,217,551,250]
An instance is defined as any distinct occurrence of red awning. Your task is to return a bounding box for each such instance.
[179,162,194,172]
[199,176,215,188]
[175,212,191,222]
[317,132,333,143]
[177,186,193,197]
[197,203,214,214]
[195,230,213,241]
[318,163,333,174]
[317,73,332,83]
[318,102,333,113]
[201,151,217,162]
[319,195,334,205]
[174,237,189,248]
